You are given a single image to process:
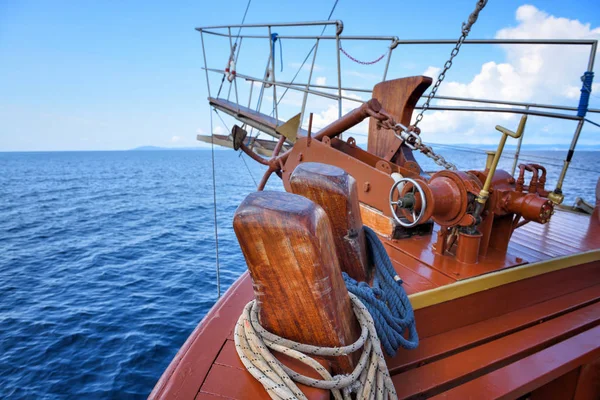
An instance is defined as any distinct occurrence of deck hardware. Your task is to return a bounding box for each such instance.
[389,177,428,228]
[473,115,527,222]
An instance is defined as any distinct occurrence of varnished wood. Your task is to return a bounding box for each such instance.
[574,357,600,400]
[392,302,600,398]
[359,203,398,239]
[204,342,330,400]
[209,339,330,399]
[232,191,360,374]
[367,76,432,161]
[530,368,581,400]
[149,272,255,400]
[289,162,370,281]
[412,261,600,339]
[389,283,600,375]
[153,209,600,399]
[431,325,600,400]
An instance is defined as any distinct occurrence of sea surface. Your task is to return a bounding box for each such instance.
[0,148,598,399]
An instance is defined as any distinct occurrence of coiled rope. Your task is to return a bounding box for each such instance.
[234,227,419,399]
[343,227,418,356]
[235,293,397,400]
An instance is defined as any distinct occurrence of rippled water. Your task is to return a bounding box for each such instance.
[0,149,597,398]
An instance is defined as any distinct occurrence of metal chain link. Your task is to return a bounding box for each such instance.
[339,45,386,65]
[413,0,488,129]
[370,113,458,170]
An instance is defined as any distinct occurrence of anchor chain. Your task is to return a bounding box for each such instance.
[368,108,458,170]
[413,0,488,129]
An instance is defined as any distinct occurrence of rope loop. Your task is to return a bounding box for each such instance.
[271,32,283,72]
[343,226,419,356]
[233,229,418,398]
[235,294,398,399]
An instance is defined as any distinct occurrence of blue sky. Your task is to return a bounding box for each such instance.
[1,0,599,151]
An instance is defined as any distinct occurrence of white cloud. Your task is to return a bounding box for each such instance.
[422,66,440,78]
[564,82,600,99]
[213,125,227,136]
[303,90,369,143]
[171,135,182,143]
[315,76,327,86]
[414,5,600,145]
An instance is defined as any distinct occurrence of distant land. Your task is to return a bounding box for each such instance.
[130,146,211,151]
[130,143,600,151]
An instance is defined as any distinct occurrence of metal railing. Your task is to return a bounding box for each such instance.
[197,20,598,196]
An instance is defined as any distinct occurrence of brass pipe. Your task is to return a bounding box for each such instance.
[485,151,496,170]
[474,115,527,220]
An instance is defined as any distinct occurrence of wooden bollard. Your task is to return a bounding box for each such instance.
[233,191,361,374]
[290,162,370,282]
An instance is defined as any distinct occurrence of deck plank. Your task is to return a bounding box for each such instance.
[195,391,233,399]
[385,243,457,286]
[431,325,600,400]
[413,261,600,339]
[202,363,329,400]
[149,273,254,400]
[154,208,600,399]
[392,301,600,399]
[388,284,600,374]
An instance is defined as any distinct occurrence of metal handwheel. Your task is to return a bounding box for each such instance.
[389,177,427,228]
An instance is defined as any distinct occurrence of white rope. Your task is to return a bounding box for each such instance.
[234,293,397,400]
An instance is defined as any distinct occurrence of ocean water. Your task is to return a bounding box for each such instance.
[0,148,598,399]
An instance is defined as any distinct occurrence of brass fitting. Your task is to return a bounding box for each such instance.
[473,115,527,222]
[485,151,496,170]
[548,191,564,205]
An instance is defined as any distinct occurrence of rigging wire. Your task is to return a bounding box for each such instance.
[207,0,254,300]
[240,153,258,187]
[234,0,252,43]
[217,0,253,98]
[274,0,340,108]
[213,108,230,132]
[209,108,221,298]
[245,0,340,146]
[212,107,260,185]
[585,118,600,129]
[430,143,600,174]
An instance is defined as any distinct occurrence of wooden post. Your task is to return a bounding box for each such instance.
[289,162,370,282]
[233,191,361,374]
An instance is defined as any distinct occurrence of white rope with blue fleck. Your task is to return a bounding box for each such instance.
[234,293,397,400]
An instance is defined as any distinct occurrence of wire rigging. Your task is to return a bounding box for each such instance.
[209,108,221,298]
[430,143,600,174]
[274,0,340,108]
[217,0,253,97]
[209,0,254,299]
[246,0,340,145]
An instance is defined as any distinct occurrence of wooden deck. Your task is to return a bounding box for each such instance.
[383,209,600,295]
[150,209,600,399]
